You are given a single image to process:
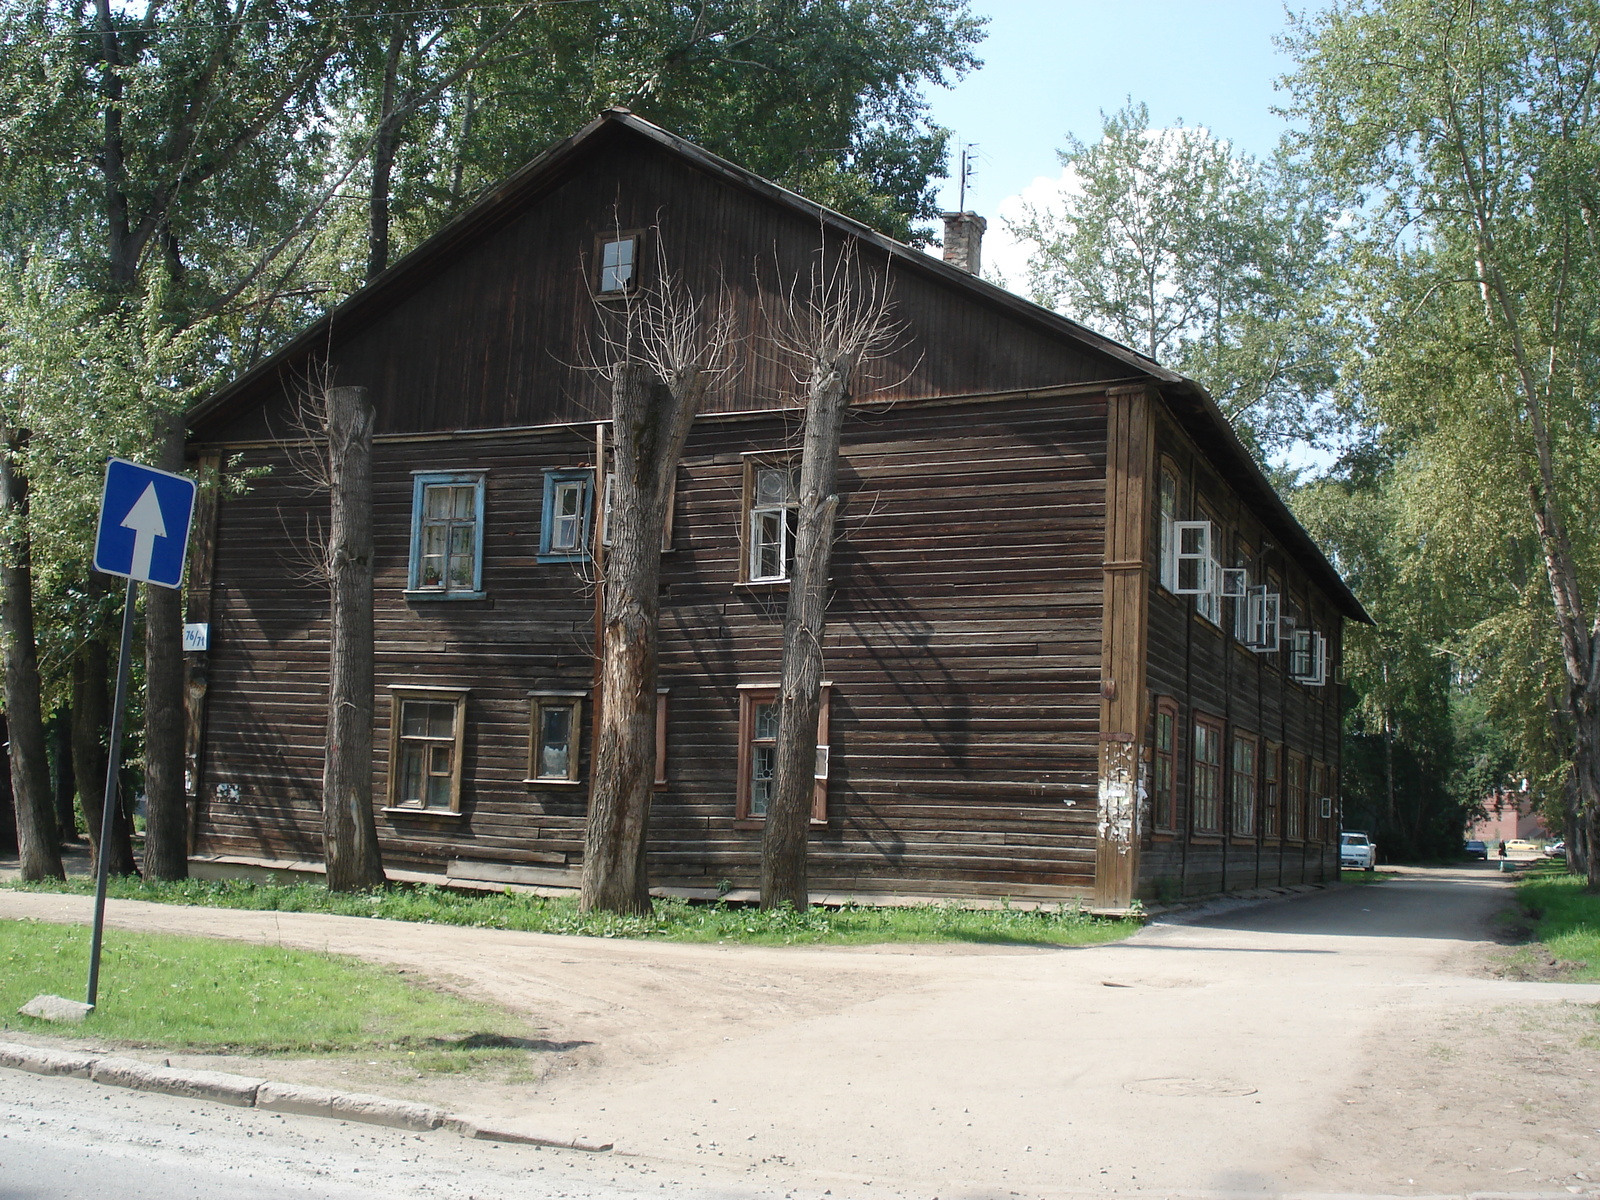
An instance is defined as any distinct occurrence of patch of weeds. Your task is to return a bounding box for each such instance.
[1510,867,1600,982]
[5,877,1138,947]
[1340,870,1399,885]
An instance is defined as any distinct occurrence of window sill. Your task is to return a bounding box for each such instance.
[733,817,827,830]
[537,553,591,565]
[1189,832,1224,844]
[1150,829,1180,841]
[735,579,790,590]
[404,589,487,602]
[382,805,464,819]
[522,778,583,787]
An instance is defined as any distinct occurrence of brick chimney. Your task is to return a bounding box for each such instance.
[941,211,987,275]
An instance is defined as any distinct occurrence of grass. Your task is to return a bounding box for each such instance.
[0,917,522,1053]
[3,875,1139,947]
[1514,864,1600,982]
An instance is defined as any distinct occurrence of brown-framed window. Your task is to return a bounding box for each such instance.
[654,688,669,788]
[387,686,468,813]
[1152,695,1178,831]
[1193,501,1223,626]
[1286,750,1308,840]
[1230,731,1258,837]
[1311,761,1334,841]
[735,685,830,823]
[595,230,642,294]
[527,691,585,784]
[740,456,798,583]
[600,469,677,552]
[1192,713,1224,834]
[1262,741,1282,837]
[1156,461,1179,591]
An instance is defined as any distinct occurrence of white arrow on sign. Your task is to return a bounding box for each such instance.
[120,483,168,581]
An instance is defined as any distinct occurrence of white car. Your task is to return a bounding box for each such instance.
[1340,831,1377,872]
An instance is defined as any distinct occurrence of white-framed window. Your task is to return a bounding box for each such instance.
[527,691,584,783]
[539,468,594,562]
[1173,520,1217,596]
[744,459,798,583]
[596,233,639,294]
[1241,585,1281,651]
[1289,629,1328,686]
[407,472,486,599]
[386,687,468,813]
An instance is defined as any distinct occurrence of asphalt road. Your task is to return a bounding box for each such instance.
[2,865,1596,1198]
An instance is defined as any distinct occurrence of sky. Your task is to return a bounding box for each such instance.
[921,1,1310,287]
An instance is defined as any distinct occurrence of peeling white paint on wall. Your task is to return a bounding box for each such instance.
[1097,742,1138,854]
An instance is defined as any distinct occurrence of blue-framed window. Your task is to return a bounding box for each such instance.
[539,468,594,563]
[407,471,486,599]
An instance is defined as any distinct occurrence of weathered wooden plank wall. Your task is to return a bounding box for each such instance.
[194,391,1109,898]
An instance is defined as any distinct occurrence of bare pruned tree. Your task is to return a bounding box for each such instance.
[580,249,736,915]
[286,377,386,892]
[760,239,902,911]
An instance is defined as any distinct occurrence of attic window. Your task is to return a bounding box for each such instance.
[597,233,639,294]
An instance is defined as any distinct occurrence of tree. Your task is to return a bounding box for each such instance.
[1007,101,1337,456]
[1286,0,1600,886]
[319,385,385,892]
[760,244,899,910]
[0,430,62,880]
[580,258,733,915]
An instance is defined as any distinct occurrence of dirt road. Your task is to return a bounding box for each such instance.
[3,865,1596,1197]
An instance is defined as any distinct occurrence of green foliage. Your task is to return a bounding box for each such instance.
[1284,0,1600,848]
[3,876,1139,947]
[1515,867,1600,980]
[1006,101,1338,455]
[0,917,518,1050]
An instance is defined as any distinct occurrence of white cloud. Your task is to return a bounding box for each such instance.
[983,165,1083,294]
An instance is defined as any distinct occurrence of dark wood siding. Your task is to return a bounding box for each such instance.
[194,137,1129,447]
[196,392,1109,899]
[1137,402,1342,900]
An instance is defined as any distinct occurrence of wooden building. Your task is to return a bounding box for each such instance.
[183,110,1370,909]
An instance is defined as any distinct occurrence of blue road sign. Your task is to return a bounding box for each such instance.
[92,458,197,589]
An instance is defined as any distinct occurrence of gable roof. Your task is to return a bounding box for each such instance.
[186,108,1370,625]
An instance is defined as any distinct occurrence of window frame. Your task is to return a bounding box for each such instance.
[526,690,586,785]
[1191,711,1224,835]
[539,468,595,563]
[740,455,799,584]
[1230,730,1258,838]
[735,683,830,825]
[654,688,669,789]
[385,686,469,815]
[406,471,486,600]
[1261,740,1282,838]
[1286,750,1308,840]
[594,230,643,296]
[1151,695,1179,833]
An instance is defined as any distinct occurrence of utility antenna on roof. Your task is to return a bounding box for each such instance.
[957,142,978,212]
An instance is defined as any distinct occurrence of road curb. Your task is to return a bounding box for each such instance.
[0,1039,609,1151]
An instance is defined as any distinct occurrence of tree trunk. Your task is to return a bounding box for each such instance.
[761,353,853,910]
[73,629,136,876]
[366,18,407,284]
[1,431,62,880]
[0,716,15,854]
[142,410,189,880]
[581,364,696,914]
[50,710,76,843]
[322,385,385,892]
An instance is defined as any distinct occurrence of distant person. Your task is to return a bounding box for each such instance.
[1497,840,1508,861]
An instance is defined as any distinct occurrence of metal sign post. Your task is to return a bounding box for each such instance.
[86,458,197,1010]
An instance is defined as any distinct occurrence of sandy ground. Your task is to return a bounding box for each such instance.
[2,862,1597,1197]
